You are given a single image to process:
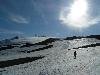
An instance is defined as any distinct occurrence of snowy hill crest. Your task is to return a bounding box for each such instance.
[0,35,100,75]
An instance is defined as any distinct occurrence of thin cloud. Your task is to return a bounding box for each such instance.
[88,17,100,25]
[0,29,24,40]
[0,29,24,35]
[59,0,100,28]
[60,9,100,28]
[9,14,29,24]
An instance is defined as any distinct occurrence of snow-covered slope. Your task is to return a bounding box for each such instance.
[0,36,49,45]
[0,36,100,75]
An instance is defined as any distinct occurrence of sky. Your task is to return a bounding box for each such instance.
[0,0,100,39]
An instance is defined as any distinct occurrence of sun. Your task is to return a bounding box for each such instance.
[69,0,88,20]
[60,0,89,28]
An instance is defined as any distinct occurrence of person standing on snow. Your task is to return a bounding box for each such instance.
[74,51,77,59]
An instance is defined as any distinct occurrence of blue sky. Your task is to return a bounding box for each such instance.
[0,0,100,39]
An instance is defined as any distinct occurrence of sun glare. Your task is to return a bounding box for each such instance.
[69,0,88,20]
[60,0,89,28]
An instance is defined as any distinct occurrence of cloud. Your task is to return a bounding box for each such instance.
[9,14,29,24]
[59,0,100,28]
[60,12,100,28]
[0,29,24,35]
[0,29,24,40]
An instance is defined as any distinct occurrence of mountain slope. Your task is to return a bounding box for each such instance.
[0,36,100,75]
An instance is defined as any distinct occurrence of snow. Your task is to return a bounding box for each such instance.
[11,37,49,44]
[0,37,100,75]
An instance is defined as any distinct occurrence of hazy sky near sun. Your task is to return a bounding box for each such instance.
[0,0,100,39]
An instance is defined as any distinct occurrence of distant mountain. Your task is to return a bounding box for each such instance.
[65,35,100,40]
[0,36,18,45]
[10,36,19,40]
[0,36,49,46]
[0,35,100,46]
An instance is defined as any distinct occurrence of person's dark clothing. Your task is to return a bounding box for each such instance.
[74,51,77,59]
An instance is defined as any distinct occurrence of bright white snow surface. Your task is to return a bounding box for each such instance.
[0,37,100,75]
[12,37,49,44]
